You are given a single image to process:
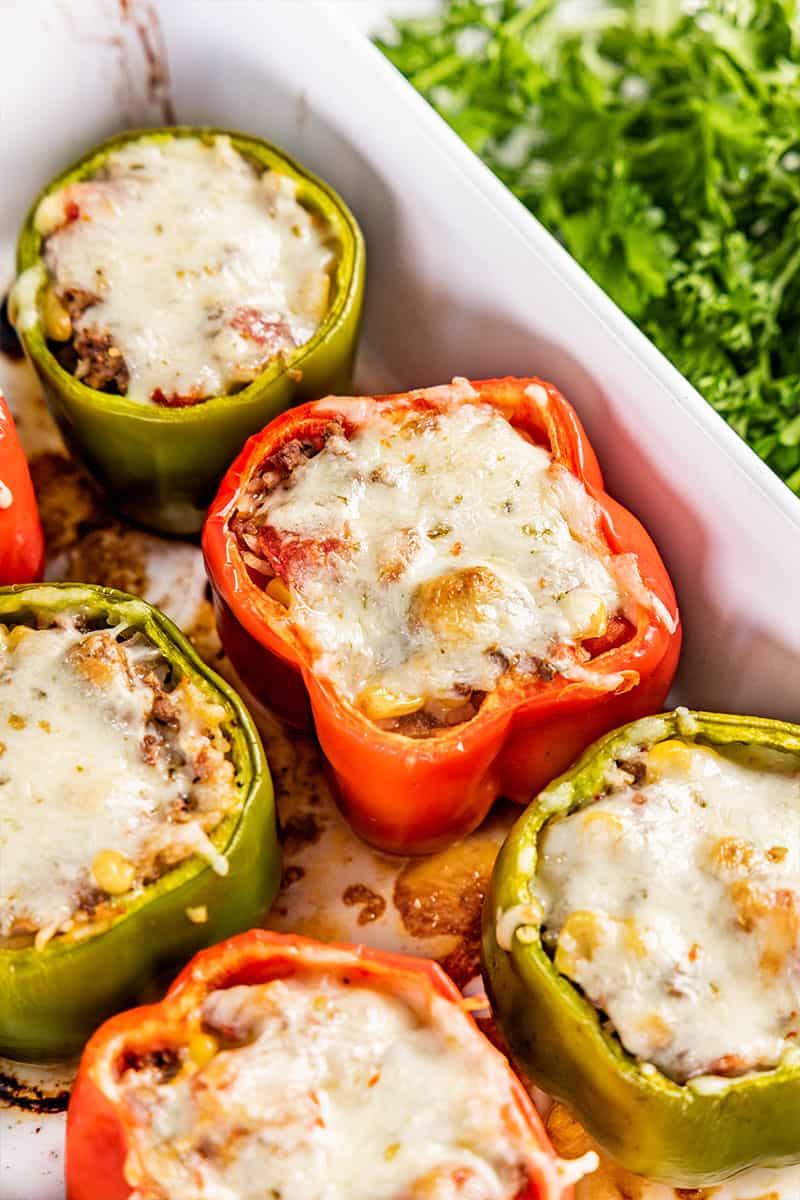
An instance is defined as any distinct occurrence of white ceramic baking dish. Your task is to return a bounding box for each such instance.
[2,2,800,1196]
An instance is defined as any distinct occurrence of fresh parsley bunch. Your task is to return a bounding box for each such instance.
[379,1,800,491]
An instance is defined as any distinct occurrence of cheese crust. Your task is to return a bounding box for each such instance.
[0,613,236,948]
[535,739,800,1082]
[114,971,558,1200]
[31,135,333,405]
[233,398,645,734]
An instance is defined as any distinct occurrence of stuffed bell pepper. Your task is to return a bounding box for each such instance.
[0,388,45,584]
[66,929,597,1200]
[0,583,279,1061]
[203,376,680,853]
[10,127,365,534]
[484,709,800,1186]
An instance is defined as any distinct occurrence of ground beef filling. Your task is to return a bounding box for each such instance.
[47,286,130,393]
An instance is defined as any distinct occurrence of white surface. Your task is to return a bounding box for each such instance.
[2,0,800,1196]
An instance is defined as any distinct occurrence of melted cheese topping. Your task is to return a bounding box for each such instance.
[249,402,636,716]
[0,619,235,944]
[534,739,800,1082]
[118,974,579,1200]
[35,135,333,403]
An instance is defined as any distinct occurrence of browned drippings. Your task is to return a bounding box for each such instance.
[393,831,501,988]
[281,865,305,889]
[187,598,229,674]
[66,526,150,597]
[0,1070,69,1114]
[281,811,324,856]
[342,883,387,926]
[28,454,162,625]
[394,835,498,938]
[29,452,105,555]
[0,293,23,360]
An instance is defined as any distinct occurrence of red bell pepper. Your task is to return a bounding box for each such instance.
[0,389,44,584]
[202,377,680,853]
[66,929,588,1200]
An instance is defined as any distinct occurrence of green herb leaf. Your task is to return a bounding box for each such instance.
[379,0,800,493]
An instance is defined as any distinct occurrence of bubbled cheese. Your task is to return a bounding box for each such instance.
[257,402,635,711]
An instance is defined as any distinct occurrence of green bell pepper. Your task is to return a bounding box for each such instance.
[0,582,280,1061]
[12,127,365,535]
[483,709,800,1187]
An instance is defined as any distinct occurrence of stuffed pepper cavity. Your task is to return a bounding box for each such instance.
[203,376,680,853]
[11,127,365,534]
[66,930,597,1200]
[0,583,279,1060]
[0,389,45,585]
[483,709,800,1186]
